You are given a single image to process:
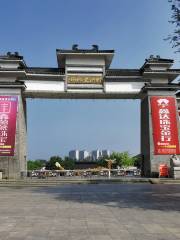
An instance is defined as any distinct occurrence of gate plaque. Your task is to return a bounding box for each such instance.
[67,75,103,84]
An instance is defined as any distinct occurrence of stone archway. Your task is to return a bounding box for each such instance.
[0,46,179,178]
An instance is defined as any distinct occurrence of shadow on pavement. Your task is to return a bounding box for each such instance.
[31,183,180,212]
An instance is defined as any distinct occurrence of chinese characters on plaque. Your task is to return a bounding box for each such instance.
[0,96,18,156]
[67,75,103,84]
[151,97,180,155]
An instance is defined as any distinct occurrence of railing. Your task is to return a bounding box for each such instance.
[26,168,141,179]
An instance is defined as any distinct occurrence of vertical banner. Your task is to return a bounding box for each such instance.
[0,96,18,156]
[151,96,180,155]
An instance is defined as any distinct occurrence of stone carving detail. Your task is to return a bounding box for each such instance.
[170,154,180,167]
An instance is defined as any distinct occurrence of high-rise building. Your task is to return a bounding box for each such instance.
[102,150,110,158]
[69,149,111,162]
[92,149,101,161]
[69,150,79,161]
[79,150,90,161]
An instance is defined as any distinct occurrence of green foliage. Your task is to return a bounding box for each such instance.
[45,156,75,170]
[29,152,138,171]
[96,151,136,168]
[63,157,75,170]
[110,151,135,167]
[133,154,142,168]
[45,156,63,170]
[96,158,107,167]
[27,160,46,170]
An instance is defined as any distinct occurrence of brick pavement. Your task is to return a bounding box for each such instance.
[0,183,180,240]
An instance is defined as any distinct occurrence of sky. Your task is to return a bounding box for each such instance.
[0,0,179,160]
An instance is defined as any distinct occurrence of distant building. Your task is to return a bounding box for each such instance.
[69,150,79,161]
[69,149,111,162]
[102,150,110,158]
[92,149,102,161]
[79,150,90,161]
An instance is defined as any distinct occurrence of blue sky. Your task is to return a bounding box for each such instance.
[0,0,179,159]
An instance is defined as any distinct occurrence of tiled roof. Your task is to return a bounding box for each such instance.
[145,58,174,63]
[56,49,114,54]
[25,67,65,75]
[106,69,141,76]
[0,67,179,77]
[142,83,180,89]
[0,81,23,85]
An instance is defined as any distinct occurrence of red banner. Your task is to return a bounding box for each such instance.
[151,96,180,155]
[0,96,18,156]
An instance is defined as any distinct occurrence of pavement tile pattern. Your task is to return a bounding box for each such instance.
[0,183,180,240]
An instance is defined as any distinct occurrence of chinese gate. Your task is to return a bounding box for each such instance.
[0,46,179,178]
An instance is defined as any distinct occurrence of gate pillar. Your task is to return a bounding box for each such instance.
[141,87,180,177]
[0,88,27,179]
[0,53,27,179]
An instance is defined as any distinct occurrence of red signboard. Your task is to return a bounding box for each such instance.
[151,96,180,155]
[0,96,18,156]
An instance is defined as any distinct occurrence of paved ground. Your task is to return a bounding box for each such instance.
[0,184,180,240]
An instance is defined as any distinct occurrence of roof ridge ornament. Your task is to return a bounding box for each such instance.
[92,45,99,51]
[71,44,99,52]
[141,55,174,73]
[72,44,78,51]
[146,55,173,63]
[6,52,21,59]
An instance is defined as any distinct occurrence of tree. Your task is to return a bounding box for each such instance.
[133,154,142,169]
[110,151,135,167]
[46,156,63,170]
[27,160,46,170]
[63,157,75,170]
[45,156,76,170]
[96,158,107,168]
[110,152,123,167]
[166,0,180,52]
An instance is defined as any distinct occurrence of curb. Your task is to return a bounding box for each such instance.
[0,178,149,186]
[0,178,179,187]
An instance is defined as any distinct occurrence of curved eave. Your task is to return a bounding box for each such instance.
[0,82,25,88]
[106,69,141,77]
[25,67,65,75]
[141,83,180,92]
[0,70,26,77]
[105,77,145,82]
[142,69,180,82]
[24,73,65,81]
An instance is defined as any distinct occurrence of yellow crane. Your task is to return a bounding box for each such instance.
[55,162,64,170]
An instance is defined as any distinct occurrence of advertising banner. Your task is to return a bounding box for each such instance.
[0,96,18,156]
[151,96,180,155]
